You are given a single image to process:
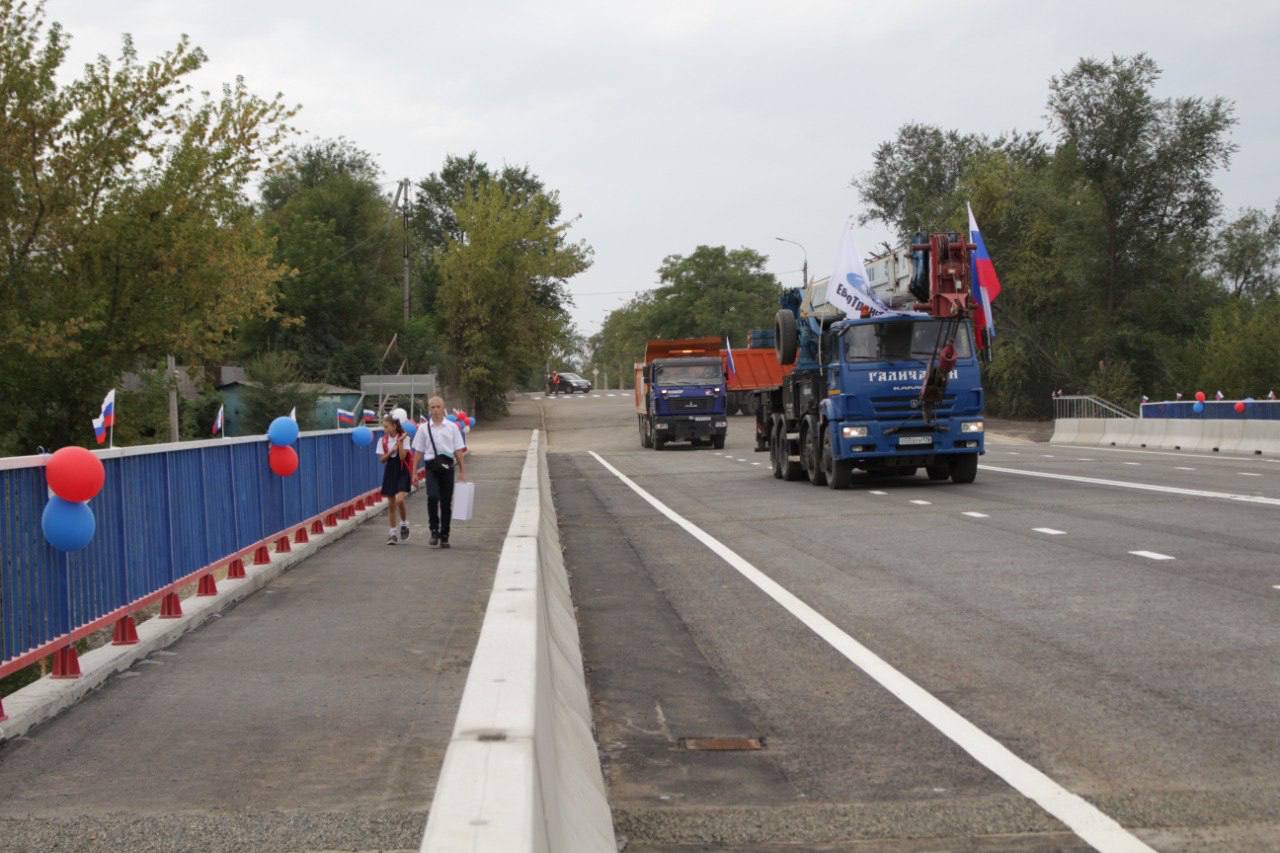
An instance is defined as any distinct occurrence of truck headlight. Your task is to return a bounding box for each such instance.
[841,425,869,438]
[961,421,984,433]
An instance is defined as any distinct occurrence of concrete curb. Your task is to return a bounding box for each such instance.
[0,499,388,741]
[1052,417,1280,456]
[421,430,615,853]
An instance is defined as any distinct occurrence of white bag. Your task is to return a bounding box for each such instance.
[451,481,475,521]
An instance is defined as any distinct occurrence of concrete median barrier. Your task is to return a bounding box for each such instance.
[1053,417,1280,456]
[422,431,614,853]
[1049,417,1081,445]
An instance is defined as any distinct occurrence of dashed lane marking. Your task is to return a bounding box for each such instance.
[1033,527,1066,535]
[1239,472,1262,477]
[1077,458,1095,461]
[751,462,763,466]
[963,511,989,518]
[589,450,1156,853]
[1175,466,1196,471]
[1123,462,1141,466]
[869,490,888,496]
[1042,454,1056,458]
[980,465,1280,507]
[909,499,932,505]
[1130,550,1175,561]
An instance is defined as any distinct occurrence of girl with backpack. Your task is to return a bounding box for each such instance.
[378,414,413,544]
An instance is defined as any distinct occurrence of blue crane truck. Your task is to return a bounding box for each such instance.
[754,232,988,488]
[635,336,729,450]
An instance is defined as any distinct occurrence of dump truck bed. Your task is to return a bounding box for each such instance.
[643,336,722,364]
[725,347,793,391]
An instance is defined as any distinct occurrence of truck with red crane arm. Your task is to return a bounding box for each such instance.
[754,232,991,488]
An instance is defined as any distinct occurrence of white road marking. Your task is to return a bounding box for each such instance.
[1042,454,1056,458]
[869,490,888,496]
[1130,550,1175,561]
[1273,585,1280,590]
[909,499,932,505]
[607,394,617,397]
[963,511,989,518]
[736,457,747,462]
[1123,462,1141,466]
[589,450,1155,853]
[1077,458,1094,462]
[751,462,762,466]
[1175,466,1195,471]
[1008,451,1021,455]
[1051,442,1266,465]
[1033,527,1066,535]
[1238,472,1262,477]
[980,465,1280,507]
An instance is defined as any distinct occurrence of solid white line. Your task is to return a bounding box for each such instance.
[1033,528,1066,535]
[1051,442,1270,465]
[909,499,932,505]
[588,451,1153,853]
[1130,550,1175,561]
[980,465,1280,507]
[963,511,989,518]
[869,490,888,496]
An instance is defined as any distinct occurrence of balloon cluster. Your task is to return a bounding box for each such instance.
[1193,390,1206,414]
[42,447,105,552]
[446,409,476,435]
[267,416,300,476]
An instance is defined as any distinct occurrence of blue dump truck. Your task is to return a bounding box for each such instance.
[754,233,987,488]
[635,337,729,449]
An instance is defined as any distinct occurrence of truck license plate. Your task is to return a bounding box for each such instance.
[898,435,932,446]
[692,416,711,421]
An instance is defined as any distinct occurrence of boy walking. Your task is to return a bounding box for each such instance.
[410,395,467,548]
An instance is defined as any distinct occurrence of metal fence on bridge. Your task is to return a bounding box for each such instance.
[0,430,382,695]
[1052,395,1137,420]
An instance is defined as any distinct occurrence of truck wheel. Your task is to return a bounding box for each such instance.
[803,417,827,486]
[654,434,666,450]
[824,431,851,490]
[926,464,950,481]
[950,454,978,484]
[640,416,651,448]
[775,309,798,365]
[712,434,725,450]
[771,423,785,479]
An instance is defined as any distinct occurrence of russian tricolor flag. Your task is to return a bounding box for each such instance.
[92,389,115,444]
[212,404,225,435]
[363,408,377,423]
[337,408,356,426]
[724,337,736,379]
[967,204,1002,351]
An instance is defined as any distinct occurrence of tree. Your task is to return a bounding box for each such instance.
[240,352,320,433]
[434,179,591,414]
[245,140,403,385]
[647,246,781,340]
[1211,204,1280,301]
[0,1,295,452]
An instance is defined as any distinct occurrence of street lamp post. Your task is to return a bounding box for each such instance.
[775,236,809,288]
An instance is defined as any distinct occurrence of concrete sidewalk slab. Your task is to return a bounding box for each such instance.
[0,447,527,853]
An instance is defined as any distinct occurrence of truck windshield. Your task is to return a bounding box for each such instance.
[843,319,973,363]
[654,362,722,385]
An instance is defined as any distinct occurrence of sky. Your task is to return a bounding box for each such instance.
[48,0,1280,338]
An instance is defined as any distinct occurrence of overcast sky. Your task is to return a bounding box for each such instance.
[50,0,1280,337]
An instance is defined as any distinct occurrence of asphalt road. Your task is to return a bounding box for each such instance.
[541,390,1280,851]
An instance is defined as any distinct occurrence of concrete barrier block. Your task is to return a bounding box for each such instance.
[1241,421,1280,455]
[1074,419,1107,447]
[1100,419,1137,447]
[1050,418,1081,445]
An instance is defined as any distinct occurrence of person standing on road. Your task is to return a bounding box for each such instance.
[378,414,413,544]
[411,395,467,548]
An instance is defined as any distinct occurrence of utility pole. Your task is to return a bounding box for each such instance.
[166,354,180,442]
[401,178,412,325]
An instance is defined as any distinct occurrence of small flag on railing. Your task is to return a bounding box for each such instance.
[337,408,356,426]
[289,406,297,422]
[1140,395,1149,404]
[212,404,225,435]
[1270,390,1277,400]
[1175,392,1184,400]
[363,408,377,423]
[92,389,115,445]
[1214,390,1224,401]
[92,414,107,445]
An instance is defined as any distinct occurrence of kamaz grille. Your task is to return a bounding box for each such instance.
[870,394,954,420]
[670,397,714,412]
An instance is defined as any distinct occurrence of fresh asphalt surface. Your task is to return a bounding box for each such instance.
[541,390,1280,851]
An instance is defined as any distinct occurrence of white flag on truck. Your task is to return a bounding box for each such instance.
[825,222,892,317]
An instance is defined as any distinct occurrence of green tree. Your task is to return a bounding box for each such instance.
[435,179,591,414]
[240,352,320,433]
[1210,204,1280,302]
[246,139,403,385]
[0,1,295,453]
[647,246,781,340]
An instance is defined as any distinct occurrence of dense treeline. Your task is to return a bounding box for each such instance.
[855,54,1279,416]
[0,2,589,453]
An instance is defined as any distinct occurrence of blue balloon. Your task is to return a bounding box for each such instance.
[350,425,373,447]
[446,413,458,422]
[1245,397,1255,402]
[42,497,96,552]
[267,416,299,446]
[1192,401,1205,414]
[401,419,417,437]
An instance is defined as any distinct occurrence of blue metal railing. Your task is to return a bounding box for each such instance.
[1141,400,1280,420]
[1,430,380,670]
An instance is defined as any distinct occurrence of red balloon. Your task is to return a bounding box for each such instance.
[46,446,105,502]
[268,444,299,477]
[1194,390,1206,402]
[1234,401,1246,413]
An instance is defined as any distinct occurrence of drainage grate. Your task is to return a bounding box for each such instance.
[679,737,765,751]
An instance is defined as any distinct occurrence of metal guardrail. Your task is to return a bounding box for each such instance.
[1052,395,1137,420]
[0,430,381,681]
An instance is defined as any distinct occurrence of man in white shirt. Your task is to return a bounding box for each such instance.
[410,395,467,548]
